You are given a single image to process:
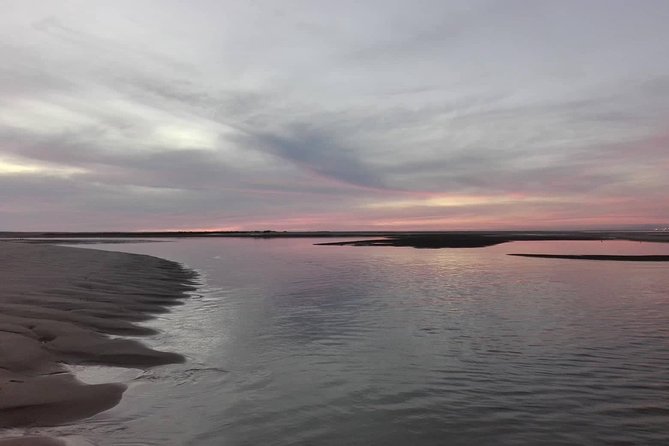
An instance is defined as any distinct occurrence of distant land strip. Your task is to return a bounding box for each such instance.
[315,234,510,248]
[314,231,669,249]
[509,254,669,261]
[1,230,669,249]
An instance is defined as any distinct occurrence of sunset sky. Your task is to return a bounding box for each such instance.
[2,0,669,231]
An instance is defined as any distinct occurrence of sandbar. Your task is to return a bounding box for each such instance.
[509,254,669,261]
[0,241,196,438]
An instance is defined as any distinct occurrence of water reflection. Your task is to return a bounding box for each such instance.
[39,239,669,445]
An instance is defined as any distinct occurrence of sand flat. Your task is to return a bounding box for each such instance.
[0,241,196,434]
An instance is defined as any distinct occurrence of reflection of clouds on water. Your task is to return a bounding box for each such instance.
[54,238,669,446]
[267,272,379,345]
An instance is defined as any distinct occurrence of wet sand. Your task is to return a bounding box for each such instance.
[0,242,196,442]
[316,234,510,248]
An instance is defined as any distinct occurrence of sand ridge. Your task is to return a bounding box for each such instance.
[0,241,197,437]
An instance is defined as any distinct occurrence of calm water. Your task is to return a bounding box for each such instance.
[29,239,669,445]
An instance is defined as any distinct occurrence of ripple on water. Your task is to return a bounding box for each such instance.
[51,239,669,446]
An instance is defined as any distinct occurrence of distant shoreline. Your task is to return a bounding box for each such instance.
[1,230,668,249]
[509,254,669,261]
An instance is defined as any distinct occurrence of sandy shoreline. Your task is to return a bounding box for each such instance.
[0,242,196,444]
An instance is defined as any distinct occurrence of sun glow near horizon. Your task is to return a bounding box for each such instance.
[0,156,85,177]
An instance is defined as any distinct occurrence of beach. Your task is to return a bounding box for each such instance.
[0,241,196,445]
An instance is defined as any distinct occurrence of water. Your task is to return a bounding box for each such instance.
[29,239,669,445]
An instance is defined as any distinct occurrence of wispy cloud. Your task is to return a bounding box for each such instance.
[1,0,669,230]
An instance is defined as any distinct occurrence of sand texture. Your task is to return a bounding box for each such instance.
[0,241,196,432]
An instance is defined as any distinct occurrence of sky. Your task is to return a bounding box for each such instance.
[1,0,669,231]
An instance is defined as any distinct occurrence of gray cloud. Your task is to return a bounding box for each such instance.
[236,123,386,189]
[2,0,669,230]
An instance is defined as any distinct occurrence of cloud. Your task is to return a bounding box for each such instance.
[235,123,386,190]
[1,0,669,230]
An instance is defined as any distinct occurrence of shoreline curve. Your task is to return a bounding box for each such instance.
[0,241,197,441]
